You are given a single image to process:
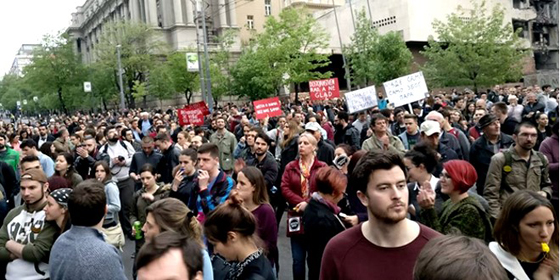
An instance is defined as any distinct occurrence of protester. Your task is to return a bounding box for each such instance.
[93,161,125,250]
[0,169,57,279]
[303,166,348,280]
[170,149,199,210]
[53,152,83,188]
[404,143,441,220]
[320,151,440,280]
[209,116,237,174]
[490,190,558,279]
[414,235,508,280]
[142,198,213,280]
[49,180,127,280]
[44,188,72,235]
[235,166,279,270]
[136,231,204,280]
[20,139,55,177]
[281,132,326,280]
[539,121,559,215]
[204,193,276,280]
[154,133,181,184]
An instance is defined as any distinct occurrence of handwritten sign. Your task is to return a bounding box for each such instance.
[309,78,340,100]
[345,85,378,114]
[383,72,429,108]
[253,97,282,120]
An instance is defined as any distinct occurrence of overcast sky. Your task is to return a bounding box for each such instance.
[0,0,84,77]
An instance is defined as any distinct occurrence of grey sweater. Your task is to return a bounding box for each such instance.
[49,226,127,280]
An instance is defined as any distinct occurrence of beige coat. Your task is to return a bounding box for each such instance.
[484,147,552,219]
[361,134,406,155]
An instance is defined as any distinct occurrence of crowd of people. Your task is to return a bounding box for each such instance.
[0,83,557,280]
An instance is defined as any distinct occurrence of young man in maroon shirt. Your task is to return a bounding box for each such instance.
[320,151,441,280]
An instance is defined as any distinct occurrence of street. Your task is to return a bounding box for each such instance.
[122,214,293,280]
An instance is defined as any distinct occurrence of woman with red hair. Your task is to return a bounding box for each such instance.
[417,160,492,241]
[303,166,348,280]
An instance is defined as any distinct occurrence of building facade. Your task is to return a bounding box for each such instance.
[9,44,41,76]
[315,0,558,86]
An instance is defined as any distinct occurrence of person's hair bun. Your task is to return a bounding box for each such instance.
[228,192,244,207]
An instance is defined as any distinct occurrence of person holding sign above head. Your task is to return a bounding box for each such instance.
[362,114,406,155]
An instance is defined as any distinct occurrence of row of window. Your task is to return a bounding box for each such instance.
[247,0,271,29]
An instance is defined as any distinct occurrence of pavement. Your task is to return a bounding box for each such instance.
[122,214,294,280]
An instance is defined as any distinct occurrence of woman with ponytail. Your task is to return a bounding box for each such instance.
[143,197,213,280]
[204,193,275,280]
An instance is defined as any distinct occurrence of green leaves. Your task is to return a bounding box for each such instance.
[231,8,332,100]
[344,9,412,88]
[421,0,529,90]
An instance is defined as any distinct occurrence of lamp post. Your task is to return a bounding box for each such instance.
[116,45,126,110]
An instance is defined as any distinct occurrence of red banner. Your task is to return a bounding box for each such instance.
[253,97,282,120]
[177,108,205,126]
[184,101,210,115]
[309,78,340,100]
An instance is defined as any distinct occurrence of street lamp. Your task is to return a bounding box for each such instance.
[116,45,126,110]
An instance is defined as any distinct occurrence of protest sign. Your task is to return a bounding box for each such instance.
[253,97,282,120]
[383,72,429,108]
[177,108,205,126]
[309,78,340,100]
[185,101,210,115]
[345,85,378,114]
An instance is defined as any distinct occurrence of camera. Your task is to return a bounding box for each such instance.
[118,156,125,162]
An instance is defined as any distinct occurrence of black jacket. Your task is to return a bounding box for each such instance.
[469,133,514,195]
[130,151,163,176]
[303,198,347,280]
[32,134,55,145]
[0,161,17,206]
[169,173,197,210]
[336,124,361,150]
[276,137,299,188]
[317,139,335,167]
[74,151,99,180]
[501,116,519,136]
[156,144,180,184]
[441,131,463,159]
[434,143,459,177]
[246,152,278,192]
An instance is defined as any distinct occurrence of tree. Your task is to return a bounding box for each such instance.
[147,63,175,108]
[0,74,25,111]
[166,51,199,104]
[421,0,529,91]
[209,30,236,104]
[95,21,168,108]
[344,9,412,88]
[23,33,85,114]
[231,8,331,101]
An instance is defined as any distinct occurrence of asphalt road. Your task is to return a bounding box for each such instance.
[122,214,294,280]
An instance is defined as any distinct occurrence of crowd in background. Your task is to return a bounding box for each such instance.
[0,83,557,280]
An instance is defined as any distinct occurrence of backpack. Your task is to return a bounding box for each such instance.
[501,150,547,186]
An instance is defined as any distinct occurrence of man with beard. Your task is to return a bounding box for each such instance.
[130,137,163,188]
[244,131,278,193]
[154,133,180,184]
[190,135,205,151]
[210,116,237,174]
[320,151,440,280]
[0,169,57,279]
[333,112,361,151]
[33,124,55,149]
[75,135,100,179]
[484,122,552,219]
[98,126,136,238]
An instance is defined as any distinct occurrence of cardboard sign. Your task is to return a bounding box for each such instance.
[309,78,340,100]
[345,85,378,114]
[184,101,210,115]
[253,97,282,120]
[383,72,429,108]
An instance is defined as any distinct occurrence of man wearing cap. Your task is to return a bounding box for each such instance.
[305,121,335,165]
[362,114,406,155]
[469,114,514,196]
[0,169,57,280]
[419,120,458,177]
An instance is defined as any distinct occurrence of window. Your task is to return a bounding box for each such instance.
[265,0,271,16]
[247,15,254,29]
[156,0,163,27]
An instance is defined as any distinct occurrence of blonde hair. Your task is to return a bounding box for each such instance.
[146,198,203,246]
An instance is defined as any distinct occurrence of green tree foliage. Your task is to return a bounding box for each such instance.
[23,33,85,114]
[232,8,331,101]
[209,30,236,104]
[0,74,26,111]
[421,0,529,91]
[166,51,199,104]
[344,9,412,88]
[95,21,168,108]
[147,63,175,108]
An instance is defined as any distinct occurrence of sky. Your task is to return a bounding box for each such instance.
[0,0,84,77]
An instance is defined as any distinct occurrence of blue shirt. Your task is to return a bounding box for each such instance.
[50,226,127,280]
[38,152,55,177]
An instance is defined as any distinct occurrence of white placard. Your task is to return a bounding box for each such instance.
[345,85,378,114]
[186,53,199,72]
[83,81,92,92]
[383,72,429,108]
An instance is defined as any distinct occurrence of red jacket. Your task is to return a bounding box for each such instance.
[281,158,327,207]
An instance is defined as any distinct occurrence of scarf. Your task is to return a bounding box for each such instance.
[299,158,314,199]
[227,249,263,280]
[311,192,341,214]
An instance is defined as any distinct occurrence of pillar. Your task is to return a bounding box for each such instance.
[173,0,184,25]
[228,0,236,27]
[217,0,227,27]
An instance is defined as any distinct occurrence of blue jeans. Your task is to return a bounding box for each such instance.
[290,235,307,280]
